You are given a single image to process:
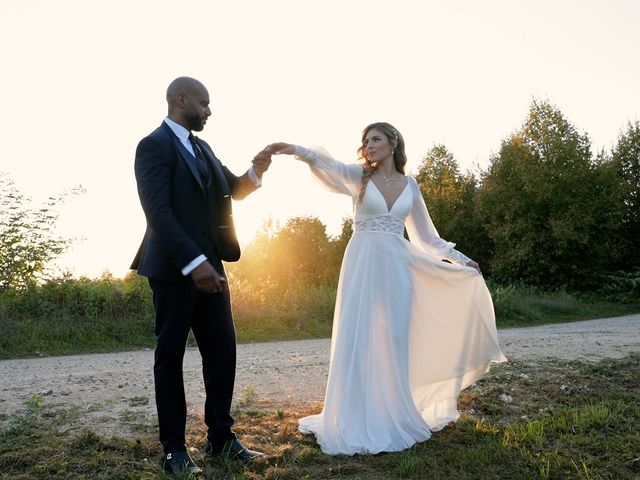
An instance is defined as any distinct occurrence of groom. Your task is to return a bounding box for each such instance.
[131,77,271,476]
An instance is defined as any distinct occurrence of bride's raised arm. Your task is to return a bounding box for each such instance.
[270,142,363,197]
[405,176,477,269]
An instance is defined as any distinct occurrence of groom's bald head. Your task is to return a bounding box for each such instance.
[166,77,211,131]
[166,77,208,109]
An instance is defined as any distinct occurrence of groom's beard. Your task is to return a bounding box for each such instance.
[185,108,206,132]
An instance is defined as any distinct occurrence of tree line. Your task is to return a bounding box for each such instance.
[1,99,639,300]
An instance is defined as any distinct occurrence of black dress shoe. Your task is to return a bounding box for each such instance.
[161,450,203,476]
[205,438,265,462]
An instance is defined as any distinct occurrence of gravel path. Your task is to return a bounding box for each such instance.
[1,314,638,436]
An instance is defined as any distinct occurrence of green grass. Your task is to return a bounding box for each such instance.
[1,276,639,359]
[490,283,640,328]
[1,354,638,479]
[0,314,156,359]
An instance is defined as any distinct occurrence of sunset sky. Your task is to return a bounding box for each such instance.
[1,0,638,278]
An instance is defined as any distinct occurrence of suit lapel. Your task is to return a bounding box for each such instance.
[160,122,207,192]
[195,139,231,196]
[178,140,208,192]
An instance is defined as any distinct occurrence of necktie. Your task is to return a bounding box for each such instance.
[188,133,209,183]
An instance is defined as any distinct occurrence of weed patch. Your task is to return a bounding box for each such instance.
[1,354,638,479]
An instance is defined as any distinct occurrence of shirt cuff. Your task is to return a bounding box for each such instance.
[247,165,262,186]
[181,255,207,276]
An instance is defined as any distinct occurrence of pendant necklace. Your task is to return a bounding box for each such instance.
[380,171,399,187]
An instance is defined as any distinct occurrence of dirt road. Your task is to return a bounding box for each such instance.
[1,315,638,436]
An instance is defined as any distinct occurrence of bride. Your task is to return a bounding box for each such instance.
[269,122,506,456]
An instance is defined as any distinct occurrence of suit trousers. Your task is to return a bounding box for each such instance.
[148,277,237,453]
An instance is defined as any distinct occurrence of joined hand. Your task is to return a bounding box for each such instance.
[268,142,295,155]
[251,143,295,176]
[252,145,274,176]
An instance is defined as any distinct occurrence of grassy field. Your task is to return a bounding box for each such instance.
[1,279,639,359]
[488,284,640,328]
[1,354,638,479]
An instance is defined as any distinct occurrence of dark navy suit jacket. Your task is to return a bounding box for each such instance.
[131,122,257,281]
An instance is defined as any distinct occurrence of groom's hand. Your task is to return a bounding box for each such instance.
[252,146,273,177]
[191,261,227,293]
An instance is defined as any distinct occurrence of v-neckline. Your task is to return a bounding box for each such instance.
[369,179,410,213]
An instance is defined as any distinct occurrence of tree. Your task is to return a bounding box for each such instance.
[611,120,640,270]
[328,216,353,273]
[477,100,620,289]
[0,172,81,289]
[225,218,277,284]
[270,216,332,285]
[229,216,334,287]
[415,145,462,230]
[415,145,492,269]
[451,173,494,270]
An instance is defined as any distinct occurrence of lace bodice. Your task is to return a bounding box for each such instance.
[354,215,405,235]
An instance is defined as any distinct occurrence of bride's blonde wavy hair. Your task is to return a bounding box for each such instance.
[356,122,407,203]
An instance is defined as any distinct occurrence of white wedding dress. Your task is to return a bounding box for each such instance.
[294,147,507,455]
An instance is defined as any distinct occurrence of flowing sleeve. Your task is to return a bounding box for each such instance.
[293,146,363,197]
[405,176,471,266]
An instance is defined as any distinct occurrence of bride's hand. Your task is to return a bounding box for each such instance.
[268,142,296,155]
